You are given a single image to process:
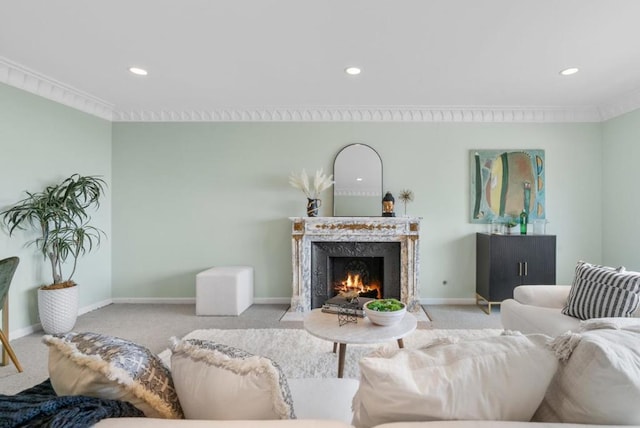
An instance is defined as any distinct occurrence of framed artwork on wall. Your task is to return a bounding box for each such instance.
[470,149,545,223]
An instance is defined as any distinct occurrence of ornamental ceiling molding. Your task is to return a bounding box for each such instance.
[0,57,113,121]
[113,106,603,123]
[2,57,640,123]
[598,88,640,121]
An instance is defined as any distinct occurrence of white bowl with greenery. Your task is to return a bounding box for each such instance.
[363,298,407,326]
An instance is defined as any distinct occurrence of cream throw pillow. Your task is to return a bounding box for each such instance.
[533,320,640,424]
[170,338,295,420]
[352,333,557,428]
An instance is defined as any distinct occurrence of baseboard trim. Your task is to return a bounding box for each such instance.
[420,297,477,305]
[10,323,42,340]
[111,297,196,304]
[10,298,115,340]
[111,297,292,305]
[79,299,113,315]
[253,297,291,305]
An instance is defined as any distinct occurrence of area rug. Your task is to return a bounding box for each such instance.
[159,328,503,379]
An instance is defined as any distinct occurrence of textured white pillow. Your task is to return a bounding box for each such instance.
[534,322,640,424]
[43,332,183,419]
[352,333,557,428]
[170,338,295,420]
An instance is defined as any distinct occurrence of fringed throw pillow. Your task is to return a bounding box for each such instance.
[43,332,183,419]
[562,261,640,320]
[170,338,295,420]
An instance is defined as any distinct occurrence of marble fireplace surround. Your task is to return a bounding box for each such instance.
[286,216,422,320]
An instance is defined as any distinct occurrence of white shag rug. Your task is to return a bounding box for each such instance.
[159,328,502,379]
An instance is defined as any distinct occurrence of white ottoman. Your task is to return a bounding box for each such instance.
[196,266,254,316]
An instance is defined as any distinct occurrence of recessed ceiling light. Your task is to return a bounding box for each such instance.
[559,67,579,76]
[345,67,361,76]
[356,177,363,181]
[129,67,148,76]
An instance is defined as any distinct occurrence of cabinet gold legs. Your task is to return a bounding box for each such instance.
[476,293,500,315]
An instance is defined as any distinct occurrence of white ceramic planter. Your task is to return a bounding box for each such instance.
[38,285,79,334]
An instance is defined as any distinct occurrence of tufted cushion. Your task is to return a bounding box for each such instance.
[562,261,640,320]
[43,332,183,419]
[170,338,295,420]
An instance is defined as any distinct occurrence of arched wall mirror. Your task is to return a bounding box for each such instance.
[333,144,383,216]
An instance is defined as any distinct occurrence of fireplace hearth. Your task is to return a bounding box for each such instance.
[289,216,421,313]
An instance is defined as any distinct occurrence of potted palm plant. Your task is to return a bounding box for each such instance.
[0,174,106,333]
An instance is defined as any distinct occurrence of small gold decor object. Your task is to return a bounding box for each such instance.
[382,192,395,217]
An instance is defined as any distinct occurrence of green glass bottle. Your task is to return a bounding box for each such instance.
[519,210,528,235]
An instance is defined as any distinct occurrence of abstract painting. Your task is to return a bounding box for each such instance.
[470,149,545,223]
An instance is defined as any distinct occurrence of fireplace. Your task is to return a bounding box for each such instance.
[310,241,400,309]
[289,216,421,313]
[332,257,383,299]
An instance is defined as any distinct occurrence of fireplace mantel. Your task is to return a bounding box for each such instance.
[289,216,421,313]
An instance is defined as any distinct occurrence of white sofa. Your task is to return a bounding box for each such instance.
[96,419,629,427]
[501,285,640,337]
[94,376,630,428]
[91,281,639,428]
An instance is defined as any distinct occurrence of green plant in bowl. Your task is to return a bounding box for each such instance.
[363,299,407,326]
[366,298,404,312]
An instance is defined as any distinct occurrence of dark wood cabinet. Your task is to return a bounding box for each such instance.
[476,233,556,313]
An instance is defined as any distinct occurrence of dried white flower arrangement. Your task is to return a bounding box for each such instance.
[399,189,414,215]
[289,168,334,199]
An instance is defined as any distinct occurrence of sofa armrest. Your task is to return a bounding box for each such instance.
[501,298,581,336]
[513,285,571,309]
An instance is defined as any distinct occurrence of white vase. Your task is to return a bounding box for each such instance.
[38,285,79,334]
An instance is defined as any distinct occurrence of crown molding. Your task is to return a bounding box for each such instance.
[0,57,114,121]
[3,56,639,123]
[112,106,603,123]
[598,88,640,121]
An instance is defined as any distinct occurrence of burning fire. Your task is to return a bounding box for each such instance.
[335,274,381,299]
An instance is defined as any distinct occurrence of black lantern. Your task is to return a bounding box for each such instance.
[382,192,395,217]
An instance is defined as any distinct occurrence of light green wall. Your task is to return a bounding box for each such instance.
[0,83,112,333]
[602,108,640,270]
[4,77,628,336]
[112,121,603,301]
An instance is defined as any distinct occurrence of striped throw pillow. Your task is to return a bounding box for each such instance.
[562,261,640,320]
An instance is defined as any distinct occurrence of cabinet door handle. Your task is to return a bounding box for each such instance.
[524,262,528,276]
[518,262,523,276]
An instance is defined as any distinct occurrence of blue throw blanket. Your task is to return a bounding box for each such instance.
[0,379,144,428]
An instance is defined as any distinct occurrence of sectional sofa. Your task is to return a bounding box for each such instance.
[37,261,640,427]
[502,285,640,337]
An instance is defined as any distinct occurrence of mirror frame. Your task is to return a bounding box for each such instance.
[332,143,383,217]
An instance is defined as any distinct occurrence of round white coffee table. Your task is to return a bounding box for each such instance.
[303,308,417,378]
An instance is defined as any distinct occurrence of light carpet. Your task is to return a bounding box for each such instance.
[159,328,503,379]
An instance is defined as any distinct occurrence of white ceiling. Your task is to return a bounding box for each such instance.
[1,0,640,122]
